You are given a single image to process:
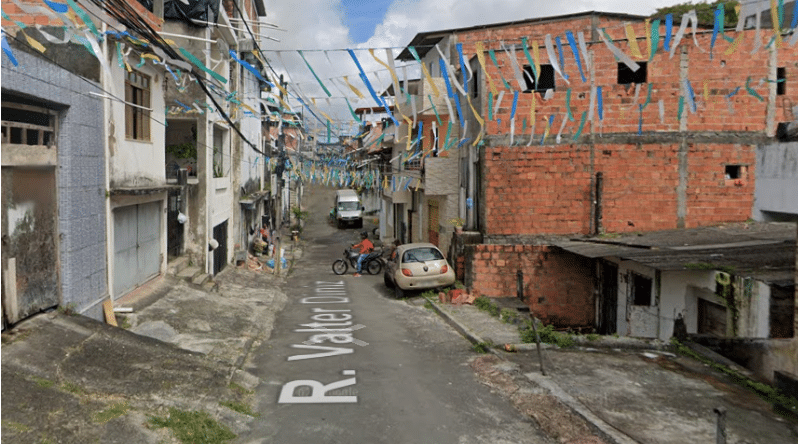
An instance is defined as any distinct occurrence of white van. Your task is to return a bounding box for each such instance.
[334,189,363,228]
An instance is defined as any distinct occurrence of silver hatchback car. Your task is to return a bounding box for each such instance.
[383,242,456,298]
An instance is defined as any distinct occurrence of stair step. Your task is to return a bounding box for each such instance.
[167,256,190,275]
[177,266,200,280]
[191,273,210,287]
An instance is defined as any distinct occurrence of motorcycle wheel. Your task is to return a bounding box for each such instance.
[332,259,348,275]
[366,259,382,275]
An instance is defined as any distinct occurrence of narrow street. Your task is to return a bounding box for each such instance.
[236,186,552,443]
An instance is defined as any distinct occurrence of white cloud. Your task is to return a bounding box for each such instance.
[261,0,684,132]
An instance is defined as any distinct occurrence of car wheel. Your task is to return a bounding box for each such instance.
[383,273,394,288]
[332,260,348,275]
[366,259,382,275]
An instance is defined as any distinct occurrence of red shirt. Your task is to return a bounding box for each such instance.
[353,239,374,254]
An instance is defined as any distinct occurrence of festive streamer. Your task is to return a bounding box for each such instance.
[624,23,644,59]
[348,49,381,104]
[345,98,362,124]
[521,37,537,83]
[502,43,527,91]
[407,46,440,97]
[554,36,568,79]
[510,90,519,144]
[475,41,498,96]
[488,48,512,90]
[298,50,331,97]
[725,33,745,55]
[556,109,568,143]
[645,19,652,59]
[488,92,493,121]
[745,76,764,101]
[565,31,586,82]
[565,88,574,121]
[638,104,643,135]
[573,111,587,141]
[66,0,100,38]
[541,114,554,145]
[649,19,660,62]
[179,47,226,83]
[493,90,505,119]
[678,96,685,122]
[2,31,19,66]
[544,34,569,84]
[669,10,703,58]
[527,92,537,146]
[710,5,724,58]
[342,76,366,99]
[599,29,640,72]
[664,14,673,52]
[466,95,485,147]
[597,86,604,121]
[434,44,466,96]
[230,50,267,83]
[771,0,783,48]
[658,99,665,123]
[457,43,472,92]
[684,79,697,113]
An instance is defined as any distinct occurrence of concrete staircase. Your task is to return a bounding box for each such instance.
[167,256,218,292]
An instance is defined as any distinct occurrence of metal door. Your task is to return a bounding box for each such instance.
[598,261,618,334]
[1,168,59,323]
[113,202,160,298]
[427,201,439,246]
[212,220,227,275]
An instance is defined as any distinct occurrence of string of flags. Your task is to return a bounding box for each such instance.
[4,0,798,190]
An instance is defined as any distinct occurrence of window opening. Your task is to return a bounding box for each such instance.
[618,62,647,85]
[777,67,786,95]
[522,65,555,92]
[125,70,151,141]
[725,165,745,179]
[631,273,652,306]
[1,104,57,146]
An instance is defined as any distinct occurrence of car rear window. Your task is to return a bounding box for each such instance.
[402,248,444,263]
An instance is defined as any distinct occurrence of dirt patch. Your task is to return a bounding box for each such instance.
[470,354,607,444]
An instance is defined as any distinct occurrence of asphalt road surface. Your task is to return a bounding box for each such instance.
[236,186,551,443]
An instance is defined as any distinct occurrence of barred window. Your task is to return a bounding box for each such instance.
[125,71,151,141]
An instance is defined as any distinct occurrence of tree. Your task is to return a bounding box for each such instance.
[651,1,740,27]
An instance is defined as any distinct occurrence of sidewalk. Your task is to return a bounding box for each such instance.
[426,296,798,444]
[1,258,292,443]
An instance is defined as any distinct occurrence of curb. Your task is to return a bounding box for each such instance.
[425,296,638,444]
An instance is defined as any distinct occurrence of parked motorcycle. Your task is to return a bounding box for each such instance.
[332,247,383,275]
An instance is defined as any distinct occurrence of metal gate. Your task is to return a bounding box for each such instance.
[598,261,618,334]
[167,188,183,258]
[113,202,161,298]
[1,168,59,323]
[212,220,227,275]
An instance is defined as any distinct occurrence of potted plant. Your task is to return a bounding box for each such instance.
[449,217,465,233]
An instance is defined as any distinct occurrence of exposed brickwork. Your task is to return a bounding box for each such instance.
[1,0,162,31]
[469,244,594,327]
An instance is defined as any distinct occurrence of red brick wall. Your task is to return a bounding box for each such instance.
[2,0,162,31]
[469,244,594,327]
[484,141,756,235]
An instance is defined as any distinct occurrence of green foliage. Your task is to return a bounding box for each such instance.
[148,408,236,444]
[220,401,259,417]
[32,376,55,388]
[500,308,517,324]
[651,1,739,27]
[521,322,575,348]
[473,296,500,317]
[166,142,197,159]
[473,341,493,353]
[291,206,309,221]
[60,381,84,395]
[671,339,798,416]
[93,403,129,424]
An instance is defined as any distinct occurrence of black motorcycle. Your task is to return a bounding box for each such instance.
[332,248,383,275]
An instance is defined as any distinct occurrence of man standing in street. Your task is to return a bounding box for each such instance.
[351,231,374,277]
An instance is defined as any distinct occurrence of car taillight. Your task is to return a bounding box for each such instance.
[440,265,448,274]
[401,268,413,277]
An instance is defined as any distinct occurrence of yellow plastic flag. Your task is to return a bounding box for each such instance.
[532,40,541,83]
[625,23,644,59]
[770,0,782,48]
[343,76,366,99]
[23,31,46,53]
[475,41,498,96]
[645,19,652,59]
[724,33,744,55]
[466,95,484,147]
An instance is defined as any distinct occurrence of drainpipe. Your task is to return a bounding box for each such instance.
[594,172,603,235]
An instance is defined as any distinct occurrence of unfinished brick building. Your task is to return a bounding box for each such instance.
[402,10,798,338]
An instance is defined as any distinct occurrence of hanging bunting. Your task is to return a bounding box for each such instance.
[457,43,472,92]
[439,58,465,128]
[565,88,574,121]
[577,32,590,74]
[475,41,498,96]
[725,33,745,55]
[298,50,331,97]
[488,92,493,121]
[599,29,640,72]
[597,86,604,121]
[710,5,724,59]
[669,10,703,58]
[771,0,783,48]
[624,23,644,59]
[745,77,764,101]
[466,95,485,147]
[542,115,554,145]
[66,0,100,38]
[683,79,697,112]
[521,37,538,84]
[434,44,466,96]
[502,43,527,91]
[645,19,652,59]
[407,46,441,97]
[493,90,505,120]
[664,14,673,52]
[342,75,366,99]
[554,36,568,80]
[573,111,587,141]
[565,31,586,82]
[179,47,226,83]
[649,19,660,62]
[2,31,19,66]
[488,48,512,89]
[544,34,569,83]
[230,50,267,83]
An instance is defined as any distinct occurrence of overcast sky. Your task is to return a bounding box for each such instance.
[259,0,684,133]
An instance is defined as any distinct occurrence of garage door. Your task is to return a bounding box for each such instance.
[113,202,161,298]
